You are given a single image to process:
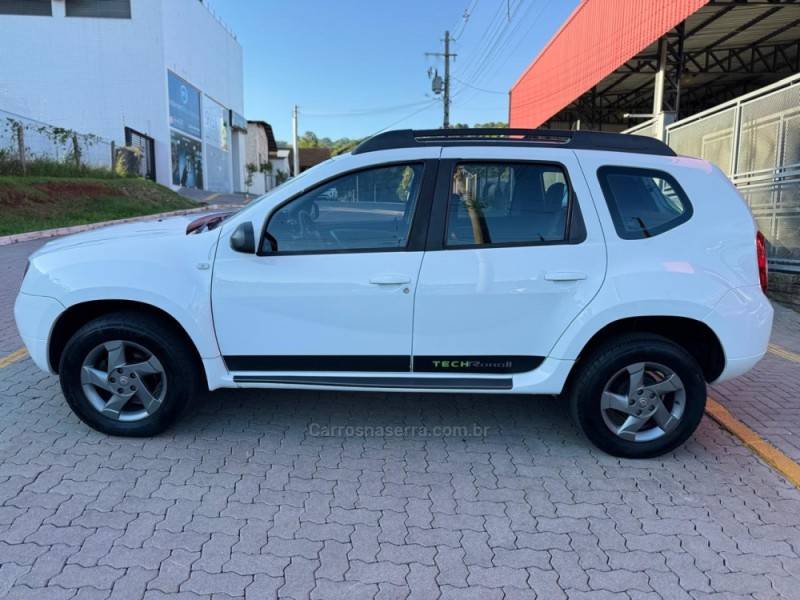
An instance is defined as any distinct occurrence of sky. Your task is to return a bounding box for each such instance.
[206,0,580,142]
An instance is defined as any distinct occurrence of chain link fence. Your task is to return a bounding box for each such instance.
[662,74,800,272]
[0,109,114,173]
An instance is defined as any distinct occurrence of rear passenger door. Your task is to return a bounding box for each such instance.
[411,147,606,375]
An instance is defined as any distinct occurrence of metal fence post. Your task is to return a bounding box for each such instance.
[110,141,115,173]
[730,103,742,178]
[16,123,26,176]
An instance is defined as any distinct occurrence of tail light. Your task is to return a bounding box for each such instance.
[756,230,768,293]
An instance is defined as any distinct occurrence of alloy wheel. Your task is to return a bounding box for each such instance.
[80,340,167,422]
[600,361,686,443]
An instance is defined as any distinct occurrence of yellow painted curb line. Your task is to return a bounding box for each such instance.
[769,343,800,364]
[0,348,28,368]
[706,396,800,489]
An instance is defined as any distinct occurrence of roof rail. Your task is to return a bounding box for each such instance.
[351,128,676,157]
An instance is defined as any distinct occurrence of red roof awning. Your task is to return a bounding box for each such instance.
[509,0,709,128]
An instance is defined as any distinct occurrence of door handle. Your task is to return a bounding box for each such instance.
[369,274,412,285]
[544,271,587,282]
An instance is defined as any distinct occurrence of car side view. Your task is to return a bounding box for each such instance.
[14,128,773,458]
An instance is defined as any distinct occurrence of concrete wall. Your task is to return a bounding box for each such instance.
[0,0,243,190]
[245,122,269,195]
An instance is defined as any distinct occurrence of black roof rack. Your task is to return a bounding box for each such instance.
[351,128,676,157]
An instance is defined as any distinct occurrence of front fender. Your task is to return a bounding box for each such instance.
[21,232,221,360]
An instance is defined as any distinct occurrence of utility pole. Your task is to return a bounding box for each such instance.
[291,104,299,177]
[443,31,451,129]
[426,31,456,129]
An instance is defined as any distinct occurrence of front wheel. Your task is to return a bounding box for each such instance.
[568,334,706,458]
[59,312,199,436]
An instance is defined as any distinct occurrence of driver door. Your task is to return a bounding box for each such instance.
[211,161,436,375]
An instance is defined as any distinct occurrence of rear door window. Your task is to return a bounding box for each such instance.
[597,166,692,240]
[446,162,580,246]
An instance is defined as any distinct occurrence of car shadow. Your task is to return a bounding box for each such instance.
[176,387,590,453]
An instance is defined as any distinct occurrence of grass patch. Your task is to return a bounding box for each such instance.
[0,153,120,178]
[0,176,196,236]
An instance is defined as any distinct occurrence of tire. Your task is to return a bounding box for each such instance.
[59,311,200,436]
[568,333,706,458]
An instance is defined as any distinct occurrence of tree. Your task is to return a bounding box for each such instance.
[332,138,360,155]
[298,131,320,148]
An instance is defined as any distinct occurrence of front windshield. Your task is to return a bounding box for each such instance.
[230,156,344,220]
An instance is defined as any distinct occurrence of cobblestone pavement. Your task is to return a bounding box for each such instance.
[3,239,800,598]
[0,239,44,355]
[712,302,800,463]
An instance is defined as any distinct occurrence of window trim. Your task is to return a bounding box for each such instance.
[257,160,437,257]
[597,165,693,241]
[425,159,585,252]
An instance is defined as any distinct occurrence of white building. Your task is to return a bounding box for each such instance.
[246,121,291,195]
[0,0,246,193]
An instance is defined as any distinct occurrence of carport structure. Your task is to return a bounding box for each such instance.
[509,0,800,132]
[509,0,800,276]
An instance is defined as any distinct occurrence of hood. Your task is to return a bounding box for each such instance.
[32,214,204,257]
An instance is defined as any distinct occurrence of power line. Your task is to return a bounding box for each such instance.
[300,100,433,118]
[452,0,549,107]
[452,0,480,40]
[365,100,440,137]
[451,75,506,95]
[462,0,528,85]
[489,0,551,78]
[452,0,507,78]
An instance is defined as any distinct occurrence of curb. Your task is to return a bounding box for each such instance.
[0,348,27,369]
[0,204,237,247]
[706,396,800,489]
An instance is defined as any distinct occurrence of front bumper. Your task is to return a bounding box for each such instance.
[13,292,64,374]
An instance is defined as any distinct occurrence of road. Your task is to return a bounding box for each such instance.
[2,237,800,599]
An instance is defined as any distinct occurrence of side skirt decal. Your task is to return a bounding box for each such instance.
[233,375,513,390]
[224,355,544,375]
[224,355,410,372]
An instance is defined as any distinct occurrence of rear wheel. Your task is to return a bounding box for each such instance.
[568,334,706,458]
[59,312,199,436]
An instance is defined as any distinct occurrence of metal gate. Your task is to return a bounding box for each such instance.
[124,127,156,181]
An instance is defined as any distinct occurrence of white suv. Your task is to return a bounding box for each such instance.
[14,129,773,457]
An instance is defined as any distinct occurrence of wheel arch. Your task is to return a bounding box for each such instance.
[570,316,725,384]
[48,300,207,380]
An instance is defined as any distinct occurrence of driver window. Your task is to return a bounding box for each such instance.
[265,163,424,253]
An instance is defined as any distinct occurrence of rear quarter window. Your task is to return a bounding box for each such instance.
[597,166,692,240]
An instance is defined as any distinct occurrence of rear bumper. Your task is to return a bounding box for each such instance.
[13,292,64,374]
[706,285,773,383]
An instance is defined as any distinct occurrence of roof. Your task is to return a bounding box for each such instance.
[299,147,332,170]
[246,120,278,153]
[509,0,800,128]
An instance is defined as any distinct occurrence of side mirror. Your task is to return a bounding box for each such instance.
[229,221,255,254]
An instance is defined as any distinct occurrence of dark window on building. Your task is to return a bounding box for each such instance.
[446,162,573,247]
[597,166,693,240]
[0,0,52,16]
[65,0,131,18]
